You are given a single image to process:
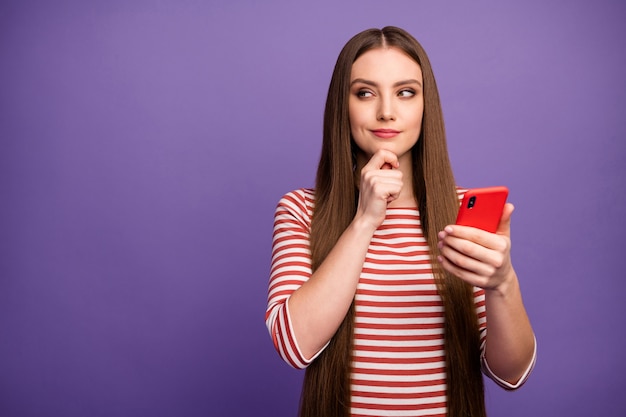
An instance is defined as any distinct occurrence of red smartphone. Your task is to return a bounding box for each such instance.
[455,186,509,233]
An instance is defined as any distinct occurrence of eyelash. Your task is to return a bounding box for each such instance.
[355,89,416,98]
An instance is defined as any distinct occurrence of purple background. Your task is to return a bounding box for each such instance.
[1,1,624,416]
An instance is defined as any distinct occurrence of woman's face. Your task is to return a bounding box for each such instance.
[349,47,424,165]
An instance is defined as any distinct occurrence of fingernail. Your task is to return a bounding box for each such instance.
[444,226,453,233]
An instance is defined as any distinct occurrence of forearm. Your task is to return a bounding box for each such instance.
[288,216,376,359]
[483,269,535,385]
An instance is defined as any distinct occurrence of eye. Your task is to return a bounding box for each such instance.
[356,89,374,98]
[398,89,416,98]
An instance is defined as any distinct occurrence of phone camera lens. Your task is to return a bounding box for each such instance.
[468,196,476,209]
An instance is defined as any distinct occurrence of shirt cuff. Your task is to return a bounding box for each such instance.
[285,297,330,366]
[481,335,537,390]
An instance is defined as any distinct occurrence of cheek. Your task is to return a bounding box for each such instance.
[410,105,425,130]
[416,114,424,129]
[348,102,356,127]
[348,107,366,131]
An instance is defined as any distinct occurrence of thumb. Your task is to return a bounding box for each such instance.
[497,203,514,237]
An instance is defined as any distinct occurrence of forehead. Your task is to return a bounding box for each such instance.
[351,47,422,82]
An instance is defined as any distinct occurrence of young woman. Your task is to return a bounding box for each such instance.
[266,26,536,417]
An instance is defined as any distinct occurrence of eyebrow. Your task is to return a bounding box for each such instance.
[350,78,422,88]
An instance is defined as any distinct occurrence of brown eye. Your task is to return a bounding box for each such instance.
[356,90,374,98]
[398,89,415,97]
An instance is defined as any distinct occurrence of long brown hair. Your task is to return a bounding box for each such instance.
[300,27,485,417]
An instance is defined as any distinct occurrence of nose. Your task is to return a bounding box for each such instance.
[377,96,395,121]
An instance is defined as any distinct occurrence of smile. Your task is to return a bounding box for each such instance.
[371,129,400,139]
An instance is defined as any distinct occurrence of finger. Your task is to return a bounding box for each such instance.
[440,225,507,253]
[359,169,403,204]
[438,234,503,270]
[437,254,489,288]
[363,149,399,172]
[374,178,403,203]
[360,167,403,185]
[496,203,514,237]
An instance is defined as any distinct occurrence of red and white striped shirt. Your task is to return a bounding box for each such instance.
[266,188,534,416]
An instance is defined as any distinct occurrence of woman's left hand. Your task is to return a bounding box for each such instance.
[437,203,515,292]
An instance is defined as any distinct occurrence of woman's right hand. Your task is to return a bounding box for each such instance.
[283,149,403,360]
[355,150,403,230]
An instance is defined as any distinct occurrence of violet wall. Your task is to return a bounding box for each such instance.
[1,1,625,416]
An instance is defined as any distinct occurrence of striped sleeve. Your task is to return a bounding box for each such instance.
[265,189,325,369]
[481,335,537,390]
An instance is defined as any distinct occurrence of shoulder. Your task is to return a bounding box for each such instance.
[277,188,315,209]
[275,188,315,225]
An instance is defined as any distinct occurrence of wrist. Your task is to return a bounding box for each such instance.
[350,213,379,236]
[485,269,518,298]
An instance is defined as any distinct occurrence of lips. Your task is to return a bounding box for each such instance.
[371,129,400,139]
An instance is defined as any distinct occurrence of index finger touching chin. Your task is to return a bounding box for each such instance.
[368,149,399,170]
